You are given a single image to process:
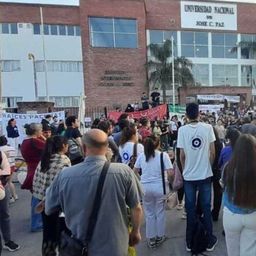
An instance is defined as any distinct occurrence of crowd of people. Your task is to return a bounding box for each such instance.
[0,103,256,255]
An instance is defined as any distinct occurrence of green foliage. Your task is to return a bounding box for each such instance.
[146,39,194,103]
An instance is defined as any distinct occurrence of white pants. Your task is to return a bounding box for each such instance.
[142,183,166,239]
[7,137,19,155]
[223,207,256,256]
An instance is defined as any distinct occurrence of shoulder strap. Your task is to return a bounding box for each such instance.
[160,152,166,195]
[85,161,110,245]
[133,143,137,158]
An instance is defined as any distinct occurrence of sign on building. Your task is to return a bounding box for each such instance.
[181,1,237,31]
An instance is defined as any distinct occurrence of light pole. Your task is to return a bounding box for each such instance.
[171,36,175,112]
[28,53,38,101]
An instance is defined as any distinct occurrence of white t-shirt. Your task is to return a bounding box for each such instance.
[134,150,173,184]
[119,142,144,165]
[169,121,178,132]
[177,122,215,181]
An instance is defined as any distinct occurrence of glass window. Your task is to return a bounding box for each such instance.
[67,26,75,36]
[192,64,209,86]
[75,26,81,36]
[213,65,238,86]
[241,65,256,88]
[115,34,137,48]
[50,25,58,35]
[240,34,256,59]
[149,30,163,44]
[33,24,41,35]
[2,60,21,72]
[43,25,49,35]
[90,17,137,48]
[181,31,208,58]
[10,23,18,34]
[59,25,66,35]
[212,33,237,58]
[114,19,136,33]
[2,23,9,34]
[90,17,113,33]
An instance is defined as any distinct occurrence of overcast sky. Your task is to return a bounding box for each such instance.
[0,0,79,5]
[0,0,255,5]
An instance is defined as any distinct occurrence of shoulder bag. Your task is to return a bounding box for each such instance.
[160,153,178,210]
[129,143,138,169]
[59,161,110,256]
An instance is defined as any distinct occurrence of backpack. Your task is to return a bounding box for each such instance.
[191,218,208,256]
[67,138,84,162]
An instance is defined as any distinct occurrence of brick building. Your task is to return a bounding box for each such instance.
[1,0,256,110]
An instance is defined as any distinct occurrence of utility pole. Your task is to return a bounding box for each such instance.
[28,53,38,100]
[171,36,175,112]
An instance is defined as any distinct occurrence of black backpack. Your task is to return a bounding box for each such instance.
[191,218,208,256]
[67,138,84,163]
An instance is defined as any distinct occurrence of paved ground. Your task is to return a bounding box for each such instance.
[2,186,228,256]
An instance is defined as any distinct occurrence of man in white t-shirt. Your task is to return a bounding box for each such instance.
[177,103,217,252]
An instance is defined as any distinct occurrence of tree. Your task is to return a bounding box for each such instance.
[146,39,194,103]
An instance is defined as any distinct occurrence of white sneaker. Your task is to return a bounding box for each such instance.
[182,211,187,219]
[10,197,16,203]
[176,203,183,210]
[14,195,18,200]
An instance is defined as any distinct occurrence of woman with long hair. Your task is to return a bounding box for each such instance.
[134,136,173,248]
[33,136,71,256]
[21,123,46,232]
[222,134,256,256]
[119,123,144,166]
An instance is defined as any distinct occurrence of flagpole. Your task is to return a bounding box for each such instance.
[40,7,49,101]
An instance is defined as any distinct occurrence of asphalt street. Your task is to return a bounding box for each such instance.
[2,186,228,256]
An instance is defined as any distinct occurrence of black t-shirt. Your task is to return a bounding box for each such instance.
[151,92,160,102]
[64,127,82,139]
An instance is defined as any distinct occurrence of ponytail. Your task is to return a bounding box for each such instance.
[144,135,160,162]
[40,136,68,173]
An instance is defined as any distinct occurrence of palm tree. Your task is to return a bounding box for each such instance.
[146,39,194,103]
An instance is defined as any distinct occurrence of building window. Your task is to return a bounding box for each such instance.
[149,30,177,56]
[40,96,80,107]
[181,31,208,58]
[2,97,22,108]
[67,26,75,36]
[1,23,18,34]
[240,34,256,59]
[50,25,58,35]
[33,24,41,34]
[241,65,256,88]
[212,33,237,59]
[212,65,238,86]
[90,17,137,48]
[33,24,81,37]
[1,60,21,72]
[192,64,209,86]
[10,23,18,34]
[35,61,83,72]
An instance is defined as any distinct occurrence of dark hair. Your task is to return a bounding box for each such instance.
[65,116,77,127]
[119,119,130,130]
[45,114,52,119]
[57,123,66,135]
[40,136,68,173]
[120,123,137,146]
[226,128,240,149]
[8,118,15,126]
[43,125,51,132]
[140,117,149,127]
[186,103,199,120]
[225,134,256,209]
[118,113,129,123]
[98,120,111,134]
[144,136,160,162]
[0,136,8,146]
[91,118,100,129]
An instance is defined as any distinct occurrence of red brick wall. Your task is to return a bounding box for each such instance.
[0,3,80,25]
[80,0,147,108]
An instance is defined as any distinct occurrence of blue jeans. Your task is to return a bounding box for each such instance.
[31,196,43,232]
[184,178,213,245]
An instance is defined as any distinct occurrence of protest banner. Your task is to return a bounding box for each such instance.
[1,111,65,144]
[108,104,167,122]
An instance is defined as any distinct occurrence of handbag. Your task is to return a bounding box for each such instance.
[171,162,183,191]
[129,143,137,169]
[59,162,110,256]
[160,153,178,210]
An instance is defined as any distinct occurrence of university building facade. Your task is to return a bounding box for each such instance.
[1,0,256,110]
